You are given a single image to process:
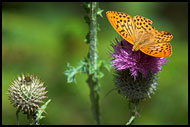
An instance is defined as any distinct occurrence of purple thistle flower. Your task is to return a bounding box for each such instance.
[109,36,171,124]
[110,38,168,80]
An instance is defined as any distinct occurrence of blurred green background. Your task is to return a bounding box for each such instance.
[2,2,188,125]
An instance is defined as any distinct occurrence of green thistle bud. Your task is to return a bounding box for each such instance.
[8,74,48,117]
[115,70,157,100]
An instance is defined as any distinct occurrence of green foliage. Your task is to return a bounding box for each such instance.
[96,59,112,78]
[99,59,112,72]
[35,99,51,125]
[97,8,104,18]
[83,3,103,43]
[97,8,104,32]
[64,59,88,83]
[65,2,109,85]
[82,2,91,14]
[64,58,111,84]
[83,2,91,44]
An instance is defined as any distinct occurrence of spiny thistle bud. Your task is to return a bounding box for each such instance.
[115,70,157,99]
[8,74,48,116]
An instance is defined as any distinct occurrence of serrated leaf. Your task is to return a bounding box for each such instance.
[96,71,104,79]
[97,8,104,17]
[36,99,51,123]
[97,59,103,68]
[78,60,88,73]
[64,63,77,83]
[82,2,91,13]
[102,60,112,71]
[64,60,88,83]
[97,59,112,72]
[89,64,96,75]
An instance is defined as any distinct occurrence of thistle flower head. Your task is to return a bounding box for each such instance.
[110,38,168,99]
[111,38,168,80]
[8,74,48,115]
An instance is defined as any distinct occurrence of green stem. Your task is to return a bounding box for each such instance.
[126,99,140,125]
[87,75,101,125]
[89,2,98,67]
[86,2,101,125]
[16,109,20,125]
[126,115,136,125]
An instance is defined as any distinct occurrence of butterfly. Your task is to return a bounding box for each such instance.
[106,11,173,57]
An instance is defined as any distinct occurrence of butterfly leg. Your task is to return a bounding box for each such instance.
[132,42,142,52]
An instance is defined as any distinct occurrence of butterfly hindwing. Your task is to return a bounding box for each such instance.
[155,31,173,43]
[140,42,172,57]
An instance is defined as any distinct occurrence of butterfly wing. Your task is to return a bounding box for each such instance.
[132,16,158,43]
[140,42,172,57]
[140,30,173,57]
[107,11,173,57]
[155,31,173,43]
[133,16,172,57]
[106,11,136,45]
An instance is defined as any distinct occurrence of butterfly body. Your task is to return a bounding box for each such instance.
[106,11,173,57]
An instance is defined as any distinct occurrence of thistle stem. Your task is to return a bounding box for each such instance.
[16,109,20,125]
[89,2,98,67]
[126,115,136,125]
[126,99,140,125]
[86,2,101,125]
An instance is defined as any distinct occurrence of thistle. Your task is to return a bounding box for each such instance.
[110,38,168,124]
[8,74,48,124]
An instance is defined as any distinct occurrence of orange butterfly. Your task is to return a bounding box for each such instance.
[106,11,173,57]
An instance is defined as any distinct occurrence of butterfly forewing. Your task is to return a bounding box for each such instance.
[133,16,158,43]
[133,16,153,31]
[106,11,135,45]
